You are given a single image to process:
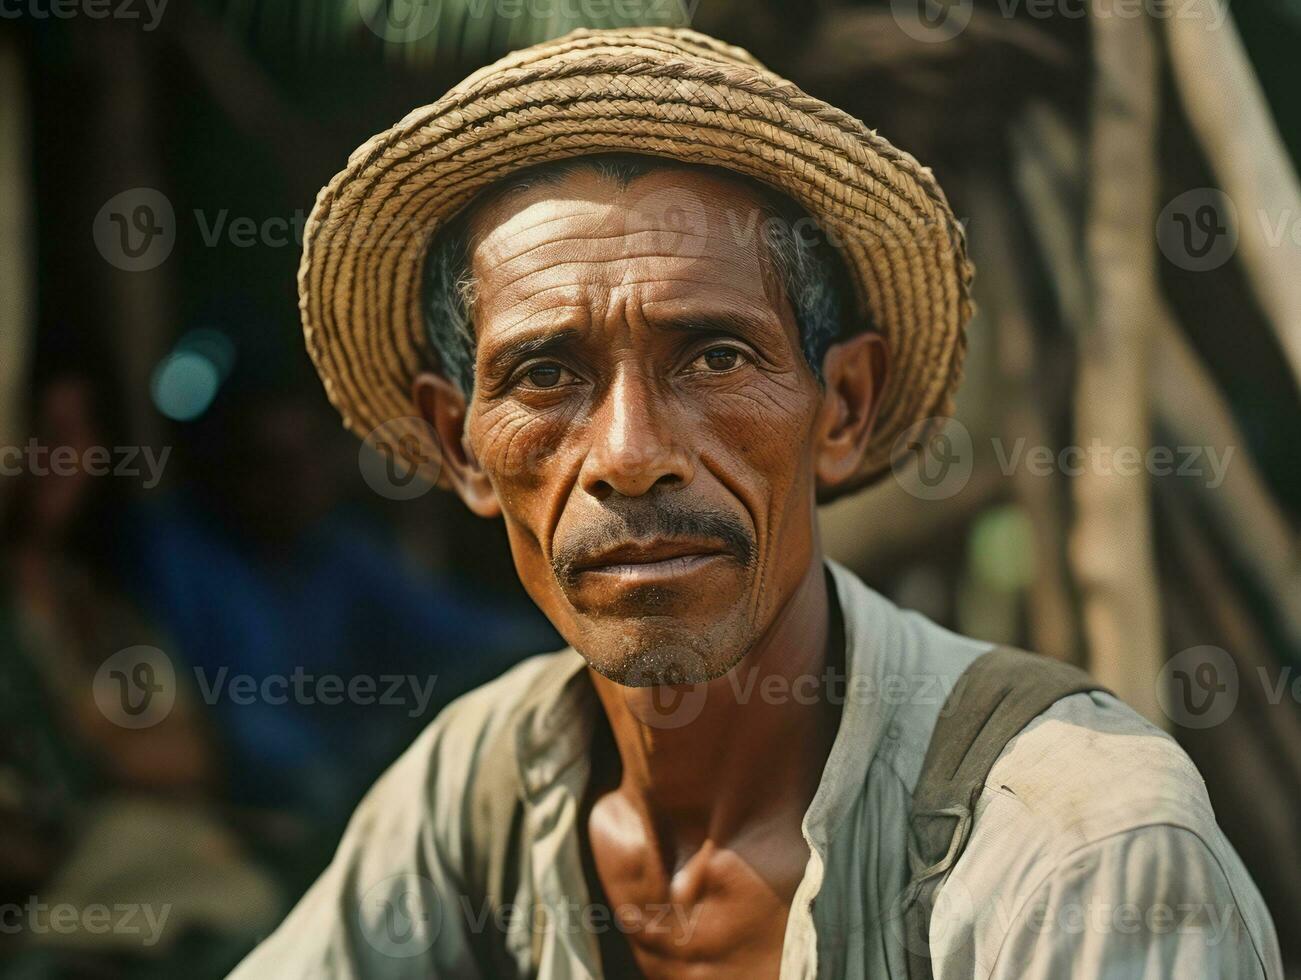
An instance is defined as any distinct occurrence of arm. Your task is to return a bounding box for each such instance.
[227,715,483,980]
[974,824,1281,980]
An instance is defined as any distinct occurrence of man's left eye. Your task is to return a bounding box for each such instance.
[696,347,743,372]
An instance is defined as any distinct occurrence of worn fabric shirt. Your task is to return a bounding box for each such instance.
[231,561,1282,978]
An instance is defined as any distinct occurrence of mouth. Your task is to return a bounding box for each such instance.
[568,539,733,584]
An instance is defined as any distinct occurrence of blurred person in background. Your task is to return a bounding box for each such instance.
[0,372,279,978]
[124,364,557,834]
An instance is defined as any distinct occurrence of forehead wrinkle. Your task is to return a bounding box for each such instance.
[472,205,613,261]
[490,227,721,271]
[481,257,761,316]
[492,303,592,337]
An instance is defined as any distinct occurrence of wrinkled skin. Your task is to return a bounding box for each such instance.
[419,167,883,686]
[416,165,886,976]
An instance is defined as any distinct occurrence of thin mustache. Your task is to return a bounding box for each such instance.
[552,504,754,586]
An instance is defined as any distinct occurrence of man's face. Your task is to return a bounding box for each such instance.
[457,168,827,685]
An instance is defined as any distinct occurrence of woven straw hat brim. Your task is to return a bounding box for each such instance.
[300,27,972,500]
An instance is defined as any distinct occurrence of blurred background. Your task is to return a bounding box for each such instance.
[0,0,1296,976]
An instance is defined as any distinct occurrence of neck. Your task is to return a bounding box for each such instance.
[588,556,843,853]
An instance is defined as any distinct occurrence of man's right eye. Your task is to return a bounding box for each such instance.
[521,363,565,389]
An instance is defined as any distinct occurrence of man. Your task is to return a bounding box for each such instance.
[233,27,1280,979]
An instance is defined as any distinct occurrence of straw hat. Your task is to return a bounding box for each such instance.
[300,26,972,500]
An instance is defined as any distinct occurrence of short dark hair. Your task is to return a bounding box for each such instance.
[421,154,854,395]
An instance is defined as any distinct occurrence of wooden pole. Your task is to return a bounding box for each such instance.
[1166,0,1301,384]
[1072,5,1165,726]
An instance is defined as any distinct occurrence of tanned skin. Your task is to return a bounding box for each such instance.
[415,167,887,978]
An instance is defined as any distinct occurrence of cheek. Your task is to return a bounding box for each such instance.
[468,400,578,494]
[696,374,820,495]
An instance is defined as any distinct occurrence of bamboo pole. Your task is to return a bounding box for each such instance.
[1165,0,1301,384]
[966,171,1079,664]
[1072,6,1165,726]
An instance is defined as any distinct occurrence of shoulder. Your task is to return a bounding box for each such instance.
[288,647,580,891]
[351,647,580,843]
[226,649,580,978]
[986,689,1212,847]
[936,690,1281,978]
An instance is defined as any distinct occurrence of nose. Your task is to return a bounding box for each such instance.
[579,370,694,499]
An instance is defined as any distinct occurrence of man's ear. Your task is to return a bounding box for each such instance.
[813,331,889,490]
[412,371,500,518]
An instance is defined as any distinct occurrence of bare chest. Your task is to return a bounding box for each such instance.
[585,798,811,979]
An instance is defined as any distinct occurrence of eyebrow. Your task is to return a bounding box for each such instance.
[481,328,580,379]
[478,308,781,381]
[653,309,778,339]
